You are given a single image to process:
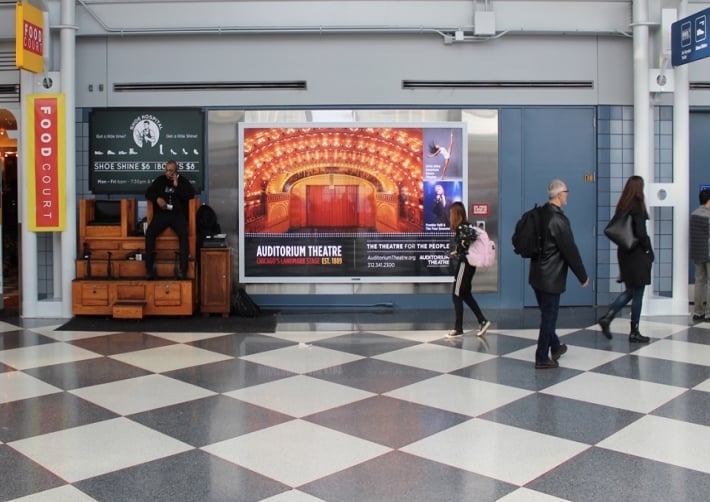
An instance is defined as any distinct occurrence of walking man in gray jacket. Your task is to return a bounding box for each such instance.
[690,189,710,321]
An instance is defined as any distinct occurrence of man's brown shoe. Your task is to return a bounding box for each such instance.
[535,359,559,369]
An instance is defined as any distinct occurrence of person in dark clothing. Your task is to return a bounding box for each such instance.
[689,189,710,321]
[144,160,195,279]
[446,201,491,338]
[597,175,654,342]
[530,179,589,368]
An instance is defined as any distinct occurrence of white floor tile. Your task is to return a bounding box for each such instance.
[224,375,374,417]
[542,372,686,414]
[149,331,235,343]
[374,330,456,343]
[0,321,25,333]
[598,415,710,474]
[109,343,233,373]
[0,372,61,404]
[401,418,589,485]
[384,373,532,417]
[202,419,390,487]
[9,417,192,483]
[7,484,99,501]
[372,343,496,373]
[69,374,215,415]
[260,490,326,502]
[694,378,710,392]
[633,339,710,367]
[497,487,571,502]
[269,331,355,344]
[239,344,363,374]
[35,329,115,342]
[0,343,100,370]
[634,320,691,338]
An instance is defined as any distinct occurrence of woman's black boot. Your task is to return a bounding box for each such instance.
[597,311,614,339]
[629,322,650,343]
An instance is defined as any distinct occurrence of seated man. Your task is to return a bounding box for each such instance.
[144,160,195,279]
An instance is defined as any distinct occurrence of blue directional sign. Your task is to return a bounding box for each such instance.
[672,7,710,66]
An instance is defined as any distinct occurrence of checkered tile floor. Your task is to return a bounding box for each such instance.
[1,310,710,501]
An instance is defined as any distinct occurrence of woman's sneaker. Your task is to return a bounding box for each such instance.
[476,321,491,337]
[446,330,464,338]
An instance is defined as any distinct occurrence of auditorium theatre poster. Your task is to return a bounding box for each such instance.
[239,124,467,283]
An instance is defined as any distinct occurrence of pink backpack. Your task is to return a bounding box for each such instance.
[466,226,496,268]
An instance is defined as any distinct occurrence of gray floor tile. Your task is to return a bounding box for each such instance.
[452,355,582,391]
[24,357,153,390]
[591,354,710,388]
[128,395,294,447]
[306,357,439,394]
[311,332,419,357]
[527,446,710,502]
[651,389,710,427]
[0,445,65,500]
[0,392,118,442]
[69,332,175,355]
[164,358,295,393]
[0,331,55,350]
[304,395,470,449]
[479,393,644,444]
[189,333,295,357]
[300,450,517,502]
[75,449,289,502]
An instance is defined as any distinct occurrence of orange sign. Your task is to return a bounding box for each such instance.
[26,94,66,231]
[16,2,45,73]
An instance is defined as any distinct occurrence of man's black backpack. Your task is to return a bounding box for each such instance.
[512,204,543,258]
[196,204,222,249]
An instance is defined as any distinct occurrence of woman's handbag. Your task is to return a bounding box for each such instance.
[604,211,638,251]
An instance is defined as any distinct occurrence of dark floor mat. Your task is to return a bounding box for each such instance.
[56,310,278,333]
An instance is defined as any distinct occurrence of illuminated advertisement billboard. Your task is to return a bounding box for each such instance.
[239,124,467,283]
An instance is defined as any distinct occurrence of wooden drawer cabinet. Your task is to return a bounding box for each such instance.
[200,248,231,317]
[80,283,109,306]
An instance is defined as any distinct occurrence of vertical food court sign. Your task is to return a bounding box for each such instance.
[26,95,66,231]
[16,2,45,74]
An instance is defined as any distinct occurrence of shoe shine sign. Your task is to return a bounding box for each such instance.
[89,109,205,194]
[26,95,66,231]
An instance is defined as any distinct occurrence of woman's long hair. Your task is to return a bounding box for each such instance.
[449,201,467,231]
[616,175,649,217]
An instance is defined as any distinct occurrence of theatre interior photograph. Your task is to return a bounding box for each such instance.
[2,1,710,501]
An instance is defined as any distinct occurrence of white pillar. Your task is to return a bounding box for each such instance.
[633,0,653,185]
[672,0,690,314]
[60,0,77,317]
[19,72,39,317]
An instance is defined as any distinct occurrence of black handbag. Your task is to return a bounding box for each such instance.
[604,210,638,251]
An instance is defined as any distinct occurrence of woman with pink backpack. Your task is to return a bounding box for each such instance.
[446,201,492,338]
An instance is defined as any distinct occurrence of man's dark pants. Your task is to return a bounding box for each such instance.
[145,210,189,278]
[534,288,562,363]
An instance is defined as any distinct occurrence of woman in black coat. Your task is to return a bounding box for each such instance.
[598,175,654,342]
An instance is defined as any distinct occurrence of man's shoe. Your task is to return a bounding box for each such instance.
[446,330,464,338]
[476,320,491,337]
[551,344,568,361]
[535,359,559,369]
[692,314,705,321]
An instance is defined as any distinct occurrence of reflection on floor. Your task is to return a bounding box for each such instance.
[1,308,709,501]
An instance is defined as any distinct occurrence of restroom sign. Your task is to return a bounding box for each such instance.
[672,6,710,66]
